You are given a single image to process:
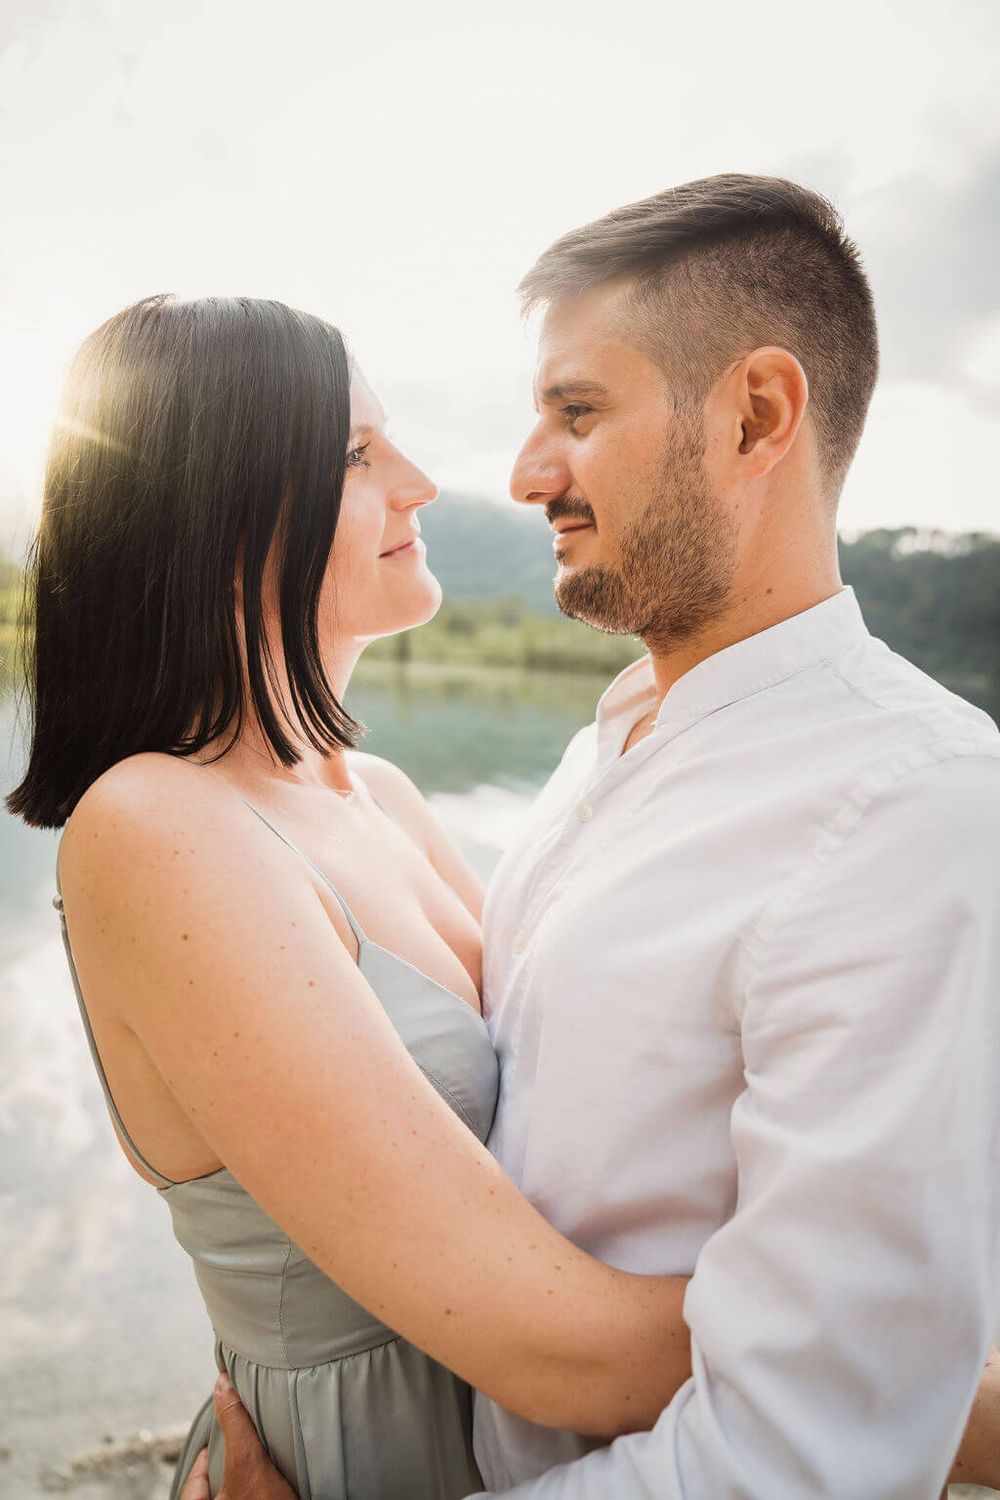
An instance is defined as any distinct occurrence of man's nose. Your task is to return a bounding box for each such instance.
[509,438,571,509]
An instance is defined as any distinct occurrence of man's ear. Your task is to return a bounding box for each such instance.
[721,346,810,483]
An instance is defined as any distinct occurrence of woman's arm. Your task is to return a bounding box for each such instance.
[61,754,690,1437]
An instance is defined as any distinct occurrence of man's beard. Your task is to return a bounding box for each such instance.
[554,417,738,651]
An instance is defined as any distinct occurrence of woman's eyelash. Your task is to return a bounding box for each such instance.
[346,442,371,469]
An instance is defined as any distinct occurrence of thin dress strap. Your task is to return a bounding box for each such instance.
[176,757,370,945]
[235,795,368,947]
[53,856,176,1189]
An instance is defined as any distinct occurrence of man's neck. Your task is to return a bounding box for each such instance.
[638,571,844,734]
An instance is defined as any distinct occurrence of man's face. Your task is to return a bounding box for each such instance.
[510,282,738,648]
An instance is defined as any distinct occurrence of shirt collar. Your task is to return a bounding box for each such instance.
[595,587,869,751]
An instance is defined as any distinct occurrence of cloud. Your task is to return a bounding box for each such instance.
[853,142,1000,406]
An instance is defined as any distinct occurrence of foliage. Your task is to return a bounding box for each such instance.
[363,596,644,676]
[1,516,997,719]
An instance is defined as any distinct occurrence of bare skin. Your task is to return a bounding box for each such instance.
[58,366,692,1443]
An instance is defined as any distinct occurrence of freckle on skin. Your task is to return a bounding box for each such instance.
[181,933,189,941]
[308,979,315,987]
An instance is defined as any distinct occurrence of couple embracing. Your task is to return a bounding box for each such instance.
[10,173,1000,1499]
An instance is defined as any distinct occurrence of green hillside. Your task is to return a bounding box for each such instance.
[395,499,1000,719]
[3,503,998,720]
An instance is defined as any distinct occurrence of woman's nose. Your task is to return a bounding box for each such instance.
[391,460,438,510]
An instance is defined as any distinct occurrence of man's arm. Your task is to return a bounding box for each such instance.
[473,749,1000,1498]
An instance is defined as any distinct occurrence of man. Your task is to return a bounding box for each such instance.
[185,175,1000,1497]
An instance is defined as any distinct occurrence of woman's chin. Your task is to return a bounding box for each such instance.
[412,571,444,624]
[383,573,444,636]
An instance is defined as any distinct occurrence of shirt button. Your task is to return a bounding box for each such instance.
[576,802,594,824]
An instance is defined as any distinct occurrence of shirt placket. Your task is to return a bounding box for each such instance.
[513,717,694,953]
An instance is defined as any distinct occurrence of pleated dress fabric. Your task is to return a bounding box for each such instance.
[54,795,500,1500]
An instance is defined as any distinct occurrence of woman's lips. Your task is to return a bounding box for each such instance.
[380,537,425,559]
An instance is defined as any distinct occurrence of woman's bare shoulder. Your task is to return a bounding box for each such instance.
[59,752,253,902]
[346,751,484,921]
[347,750,426,817]
[66,751,216,839]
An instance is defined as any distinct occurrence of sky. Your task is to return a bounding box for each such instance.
[0,0,998,556]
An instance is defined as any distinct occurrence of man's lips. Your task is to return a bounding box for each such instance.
[552,520,595,551]
[551,520,594,536]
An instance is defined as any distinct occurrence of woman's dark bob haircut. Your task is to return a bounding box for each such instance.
[6,294,363,829]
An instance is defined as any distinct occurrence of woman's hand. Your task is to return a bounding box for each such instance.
[946,1346,1000,1491]
[178,1374,298,1500]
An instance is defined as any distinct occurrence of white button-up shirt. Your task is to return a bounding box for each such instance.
[471,586,1000,1500]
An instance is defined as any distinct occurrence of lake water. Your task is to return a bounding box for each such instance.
[0,666,605,1499]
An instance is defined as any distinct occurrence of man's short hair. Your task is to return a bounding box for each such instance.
[519,174,879,495]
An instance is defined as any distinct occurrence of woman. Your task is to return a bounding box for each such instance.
[7,296,998,1499]
[7,295,691,1498]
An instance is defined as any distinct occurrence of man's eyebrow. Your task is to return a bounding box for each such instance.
[537,380,610,407]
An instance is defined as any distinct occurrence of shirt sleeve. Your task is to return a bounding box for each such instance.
[469,749,1000,1500]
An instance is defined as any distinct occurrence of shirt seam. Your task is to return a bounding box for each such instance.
[735,737,998,1018]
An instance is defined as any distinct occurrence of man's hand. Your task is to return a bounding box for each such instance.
[178,1372,299,1500]
[947,1347,1000,1492]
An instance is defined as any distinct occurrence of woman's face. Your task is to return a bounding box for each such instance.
[321,364,442,644]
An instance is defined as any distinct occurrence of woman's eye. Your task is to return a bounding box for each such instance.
[561,405,592,428]
[346,442,371,469]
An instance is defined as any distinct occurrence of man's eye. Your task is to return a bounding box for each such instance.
[561,405,592,428]
[346,442,371,469]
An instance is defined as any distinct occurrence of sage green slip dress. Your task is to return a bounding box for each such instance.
[54,792,499,1500]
